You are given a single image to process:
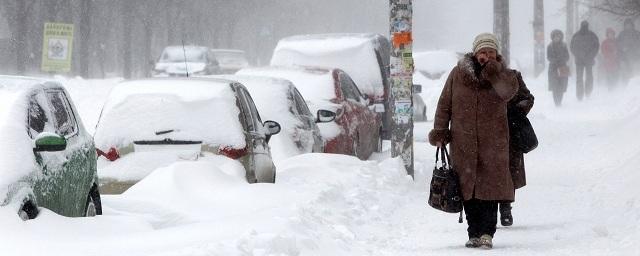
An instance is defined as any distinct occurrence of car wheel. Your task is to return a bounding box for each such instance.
[422,107,427,121]
[85,195,97,217]
[18,201,38,221]
[86,186,102,217]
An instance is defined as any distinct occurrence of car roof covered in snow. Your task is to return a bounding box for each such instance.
[237,66,337,104]
[271,33,387,97]
[94,77,246,150]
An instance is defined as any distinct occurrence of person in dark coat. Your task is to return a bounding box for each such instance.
[601,28,620,90]
[617,18,640,85]
[547,29,570,106]
[499,72,535,227]
[570,21,599,100]
[429,33,518,250]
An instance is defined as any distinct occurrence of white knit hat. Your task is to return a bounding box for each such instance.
[472,33,499,54]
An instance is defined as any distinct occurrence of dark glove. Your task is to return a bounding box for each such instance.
[481,59,503,81]
[428,129,451,147]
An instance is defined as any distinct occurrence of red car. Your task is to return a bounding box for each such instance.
[238,66,382,159]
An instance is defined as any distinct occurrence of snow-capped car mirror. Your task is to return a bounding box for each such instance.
[370,103,385,113]
[316,110,336,123]
[263,120,281,136]
[33,132,67,152]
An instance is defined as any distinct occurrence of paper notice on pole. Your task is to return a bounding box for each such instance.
[394,100,412,124]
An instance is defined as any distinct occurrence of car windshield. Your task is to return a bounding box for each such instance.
[159,47,207,63]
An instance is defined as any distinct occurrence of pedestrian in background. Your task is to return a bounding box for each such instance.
[429,33,518,250]
[617,18,640,85]
[601,28,620,90]
[547,29,570,106]
[570,21,600,100]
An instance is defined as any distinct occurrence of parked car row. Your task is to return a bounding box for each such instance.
[0,34,395,221]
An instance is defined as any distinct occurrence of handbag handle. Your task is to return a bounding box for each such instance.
[435,146,451,168]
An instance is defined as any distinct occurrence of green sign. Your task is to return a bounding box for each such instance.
[41,22,74,73]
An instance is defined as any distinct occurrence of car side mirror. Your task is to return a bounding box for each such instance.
[263,120,281,143]
[413,84,422,93]
[369,103,385,113]
[33,132,67,152]
[315,109,336,123]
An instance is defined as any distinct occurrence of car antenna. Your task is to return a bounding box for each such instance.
[182,39,189,77]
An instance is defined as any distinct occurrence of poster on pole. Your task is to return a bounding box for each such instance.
[41,22,74,73]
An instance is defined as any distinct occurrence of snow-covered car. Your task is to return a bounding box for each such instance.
[412,84,427,122]
[270,33,390,138]
[413,50,460,80]
[208,75,335,160]
[94,78,281,194]
[0,76,101,220]
[210,49,250,74]
[238,66,382,160]
[152,45,221,77]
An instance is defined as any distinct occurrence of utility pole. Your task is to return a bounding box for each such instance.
[533,0,545,77]
[389,0,414,178]
[494,0,510,67]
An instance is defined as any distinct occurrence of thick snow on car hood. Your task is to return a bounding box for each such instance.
[271,34,384,97]
[0,78,40,203]
[94,79,245,151]
[0,93,33,202]
[237,67,342,140]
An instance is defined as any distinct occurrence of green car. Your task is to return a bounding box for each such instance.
[0,76,101,220]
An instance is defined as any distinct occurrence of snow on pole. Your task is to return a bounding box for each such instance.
[389,0,414,178]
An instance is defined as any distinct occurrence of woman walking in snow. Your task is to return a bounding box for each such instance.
[429,33,518,249]
[547,29,570,106]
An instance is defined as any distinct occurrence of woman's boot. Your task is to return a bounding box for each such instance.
[499,203,513,226]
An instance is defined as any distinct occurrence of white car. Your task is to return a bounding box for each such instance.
[238,66,382,160]
[153,45,221,77]
[210,49,250,74]
[94,78,281,194]
[209,75,335,160]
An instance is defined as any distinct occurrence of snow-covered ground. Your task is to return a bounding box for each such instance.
[1,73,639,255]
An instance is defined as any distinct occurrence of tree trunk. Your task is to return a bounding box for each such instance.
[78,0,93,78]
[494,0,510,67]
[122,0,133,79]
[534,0,545,77]
[14,0,31,74]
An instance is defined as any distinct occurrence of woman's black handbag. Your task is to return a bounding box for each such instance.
[508,113,538,153]
[428,146,463,213]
